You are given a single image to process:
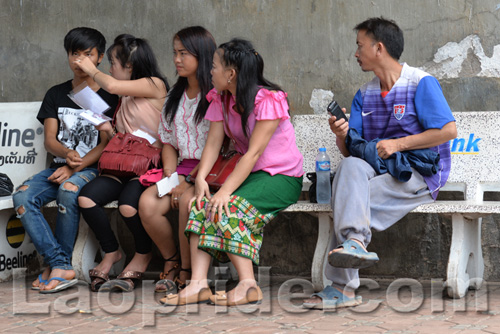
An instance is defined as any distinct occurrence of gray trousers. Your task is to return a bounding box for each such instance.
[325,156,434,291]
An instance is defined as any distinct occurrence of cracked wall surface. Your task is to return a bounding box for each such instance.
[2,0,500,112]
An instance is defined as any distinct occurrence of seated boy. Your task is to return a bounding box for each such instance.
[12,27,119,293]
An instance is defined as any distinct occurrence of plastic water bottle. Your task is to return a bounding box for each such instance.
[315,147,332,204]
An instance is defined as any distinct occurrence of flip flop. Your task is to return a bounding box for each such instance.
[31,273,49,291]
[39,277,79,294]
[302,285,362,310]
[328,239,379,269]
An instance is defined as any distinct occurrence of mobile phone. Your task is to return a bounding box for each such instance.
[327,100,348,122]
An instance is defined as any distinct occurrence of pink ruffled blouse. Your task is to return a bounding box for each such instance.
[205,88,304,177]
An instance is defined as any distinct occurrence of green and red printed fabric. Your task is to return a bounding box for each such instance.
[185,171,303,265]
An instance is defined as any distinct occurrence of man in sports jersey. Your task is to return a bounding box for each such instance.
[303,17,457,309]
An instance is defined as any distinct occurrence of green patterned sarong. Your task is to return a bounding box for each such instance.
[186,171,302,265]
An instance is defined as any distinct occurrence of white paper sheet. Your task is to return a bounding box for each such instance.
[156,172,180,198]
[132,129,157,145]
[68,82,111,126]
[69,85,110,115]
[79,109,112,126]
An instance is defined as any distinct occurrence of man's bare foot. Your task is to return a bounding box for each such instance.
[32,267,51,289]
[40,268,76,291]
[329,238,366,256]
[328,239,379,269]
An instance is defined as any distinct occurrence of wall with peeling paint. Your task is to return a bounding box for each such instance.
[3,0,500,112]
[1,0,500,280]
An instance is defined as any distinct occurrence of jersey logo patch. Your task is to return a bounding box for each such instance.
[393,104,406,120]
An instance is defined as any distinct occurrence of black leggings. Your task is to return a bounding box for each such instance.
[79,176,152,254]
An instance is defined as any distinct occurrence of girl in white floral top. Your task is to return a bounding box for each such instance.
[138,26,216,294]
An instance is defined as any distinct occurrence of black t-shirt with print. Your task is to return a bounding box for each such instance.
[37,80,119,168]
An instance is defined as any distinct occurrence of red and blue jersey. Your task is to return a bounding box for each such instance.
[349,63,455,199]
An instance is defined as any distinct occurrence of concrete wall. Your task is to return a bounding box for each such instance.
[3,0,500,111]
[2,0,500,280]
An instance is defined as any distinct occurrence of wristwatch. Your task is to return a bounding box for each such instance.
[185,174,195,185]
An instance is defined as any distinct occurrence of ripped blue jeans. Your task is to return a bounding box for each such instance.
[12,167,98,270]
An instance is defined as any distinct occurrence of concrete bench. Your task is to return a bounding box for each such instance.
[3,101,499,298]
[283,112,500,298]
[0,102,124,283]
[0,102,226,284]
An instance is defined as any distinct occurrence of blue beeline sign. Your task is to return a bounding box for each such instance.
[450,133,481,154]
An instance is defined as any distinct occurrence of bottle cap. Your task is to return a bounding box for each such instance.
[319,147,326,152]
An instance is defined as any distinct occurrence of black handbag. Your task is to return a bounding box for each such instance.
[306,171,335,203]
[0,173,14,196]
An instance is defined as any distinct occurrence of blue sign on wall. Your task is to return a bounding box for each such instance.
[450,133,481,154]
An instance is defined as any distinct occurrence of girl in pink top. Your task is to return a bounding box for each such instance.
[162,38,304,306]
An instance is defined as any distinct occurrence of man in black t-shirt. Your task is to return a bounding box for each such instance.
[12,27,119,293]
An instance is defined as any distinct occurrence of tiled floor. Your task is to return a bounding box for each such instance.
[2,274,499,333]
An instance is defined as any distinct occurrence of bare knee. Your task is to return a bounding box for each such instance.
[78,196,96,208]
[63,182,79,192]
[138,194,152,217]
[179,187,195,209]
[179,195,192,211]
[138,205,153,224]
[16,205,25,216]
[14,185,29,216]
[18,185,29,192]
[119,204,137,218]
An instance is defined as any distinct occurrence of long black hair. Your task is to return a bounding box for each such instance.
[164,26,216,125]
[107,34,169,91]
[217,38,285,137]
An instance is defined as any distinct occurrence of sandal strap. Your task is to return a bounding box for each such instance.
[159,250,181,280]
[174,276,188,290]
[89,269,109,280]
[117,270,143,280]
[175,268,191,287]
[159,262,180,280]
[163,249,179,262]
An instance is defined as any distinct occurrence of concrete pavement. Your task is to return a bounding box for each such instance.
[2,272,500,333]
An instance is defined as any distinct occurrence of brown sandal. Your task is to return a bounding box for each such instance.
[155,250,180,293]
[174,268,192,291]
[103,271,143,292]
[89,269,109,292]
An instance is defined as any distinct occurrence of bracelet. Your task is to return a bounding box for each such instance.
[92,71,101,81]
[111,127,117,137]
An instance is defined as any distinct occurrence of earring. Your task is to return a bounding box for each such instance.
[227,79,231,84]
